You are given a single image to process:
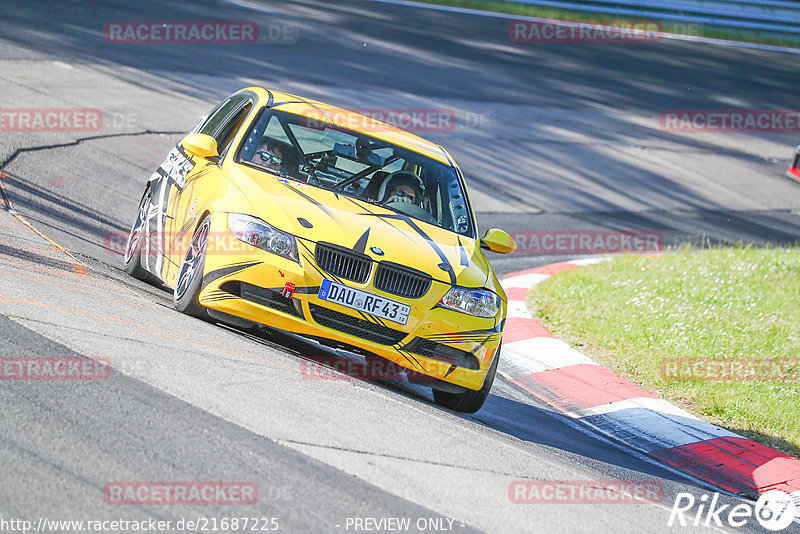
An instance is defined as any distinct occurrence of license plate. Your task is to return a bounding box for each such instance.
[318,279,410,326]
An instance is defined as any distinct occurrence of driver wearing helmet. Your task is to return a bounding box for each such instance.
[378,171,425,206]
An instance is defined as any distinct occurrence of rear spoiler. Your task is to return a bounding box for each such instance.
[787,145,800,181]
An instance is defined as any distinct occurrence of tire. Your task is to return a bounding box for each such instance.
[173,215,211,319]
[432,343,500,414]
[124,187,158,282]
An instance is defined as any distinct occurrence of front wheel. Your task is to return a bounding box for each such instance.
[173,216,210,319]
[124,187,157,282]
[432,343,499,414]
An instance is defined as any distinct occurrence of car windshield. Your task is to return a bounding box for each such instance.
[236,108,474,237]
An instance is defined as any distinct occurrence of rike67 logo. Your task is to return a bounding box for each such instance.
[669,490,797,531]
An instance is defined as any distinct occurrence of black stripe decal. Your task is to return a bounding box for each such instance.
[202,261,262,287]
[278,181,334,217]
[443,363,458,378]
[202,296,238,303]
[457,237,469,267]
[469,334,493,355]
[396,350,426,372]
[300,241,347,286]
[353,229,370,254]
[343,195,379,214]
[362,212,456,285]
[427,326,503,338]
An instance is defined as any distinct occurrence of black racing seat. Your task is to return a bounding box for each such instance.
[362,171,389,200]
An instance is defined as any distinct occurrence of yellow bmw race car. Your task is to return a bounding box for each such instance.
[123,87,516,413]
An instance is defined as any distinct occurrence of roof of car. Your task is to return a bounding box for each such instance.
[244,87,451,165]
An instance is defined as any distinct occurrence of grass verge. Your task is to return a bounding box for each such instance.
[527,246,800,458]
[418,0,800,49]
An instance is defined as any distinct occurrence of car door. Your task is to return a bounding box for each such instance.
[162,95,254,286]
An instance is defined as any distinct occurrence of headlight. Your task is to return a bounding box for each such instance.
[227,213,299,262]
[440,287,501,318]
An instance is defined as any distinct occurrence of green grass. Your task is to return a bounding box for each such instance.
[527,246,800,457]
[420,0,800,49]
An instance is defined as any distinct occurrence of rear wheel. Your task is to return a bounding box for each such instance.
[432,344,499,414]
[173,215,211,319]
[124,187,158,282]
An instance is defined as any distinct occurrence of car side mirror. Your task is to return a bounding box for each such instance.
[181,133,219,160]
[480,228,516,254]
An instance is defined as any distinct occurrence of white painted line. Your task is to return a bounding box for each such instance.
[367,0,800,55]
[501,337,598,376]
[567,256,608,266]
[579,407,739,452]
[505,300,533,319]
[500,272,549,289]
[563,396,700,420]
[494,254,793,493]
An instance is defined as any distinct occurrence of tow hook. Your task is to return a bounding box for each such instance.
[282,282,296,299]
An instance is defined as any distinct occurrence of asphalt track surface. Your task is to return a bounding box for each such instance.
[1,0,799,532]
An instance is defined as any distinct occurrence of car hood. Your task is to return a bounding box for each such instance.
[230,165,490,288]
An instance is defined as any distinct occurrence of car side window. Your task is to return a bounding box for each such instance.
[263,113,292,145]
[189,103,221,134]
[216,103,253,156]
[192,95,249,138]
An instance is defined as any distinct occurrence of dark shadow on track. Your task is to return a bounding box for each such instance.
[213,319,711,491]
[2,0,799,110]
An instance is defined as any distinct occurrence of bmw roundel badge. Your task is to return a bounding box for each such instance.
[370,246,384,256]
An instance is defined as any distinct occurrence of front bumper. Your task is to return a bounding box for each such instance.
[198,212,504,391]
